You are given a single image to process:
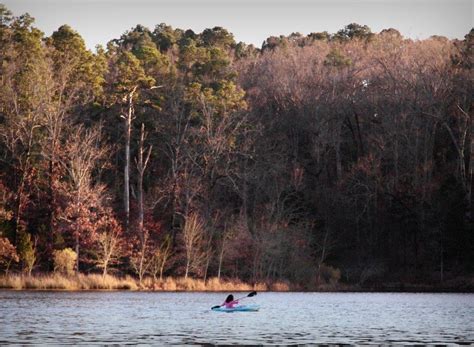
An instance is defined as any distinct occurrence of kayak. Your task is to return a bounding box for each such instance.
[211,304,260,312]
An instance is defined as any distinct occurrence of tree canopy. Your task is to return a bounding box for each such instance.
[0,6,472,289]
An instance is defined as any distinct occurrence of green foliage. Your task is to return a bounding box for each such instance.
[201,26,235,48]
[178,37,234,84]
[3,12,46,114]
[48,25,107,101]
[234,42,258,59]
[324,49,352,67]
[117,24,151,50]
[195,47,230,80]
[185,80,246,121]
[9,13,43,58]
[262,35,288,50]
[53,248,77,275]
[307,31,330,41]
[178,37,203,71]
[452,28,474,69]
[17,231,36,275]
[134,43,167,72]
[0,4,12,27]
[116,25,171,78]
[334,23,373,41]
[50,24,86,52]
[92,45,108,100]
[109,50,155,97]
[153,23,182,52]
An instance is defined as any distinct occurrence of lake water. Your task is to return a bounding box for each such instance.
[0,291,472,345]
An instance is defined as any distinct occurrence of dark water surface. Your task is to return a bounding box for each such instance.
[0,291,472,345]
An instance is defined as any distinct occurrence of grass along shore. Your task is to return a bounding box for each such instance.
[0,273,291,291]
[1,273,471,292]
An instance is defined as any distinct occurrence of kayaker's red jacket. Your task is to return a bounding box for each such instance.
[222,299,239,308]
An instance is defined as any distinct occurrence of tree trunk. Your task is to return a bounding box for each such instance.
[335,143,342,181]
[102,249,110,277]
[47,159,55,267]
[318,228,329,284]
[137,149,144,246]
[123,86,137,232]
[124,111,131,232]
[217,240,225,280]
[135,123,152,284]
[203,256,210,282]
[185,259,190,279]
[139,251,145,284]
[14,179,25,246]
[159,259,165,281]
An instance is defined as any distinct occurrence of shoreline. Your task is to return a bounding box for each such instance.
[1,273,472,293]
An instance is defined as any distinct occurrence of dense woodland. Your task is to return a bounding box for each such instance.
[0,4,472,289]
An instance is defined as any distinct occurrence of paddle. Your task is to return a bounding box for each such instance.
[211,291,257,310]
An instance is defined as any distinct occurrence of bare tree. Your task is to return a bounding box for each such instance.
[56,125,108,272]
[182,213,206,279]
[120,86,138,232]
[95,213,124,277]
[131,123,152,284]
[149,235,172,281]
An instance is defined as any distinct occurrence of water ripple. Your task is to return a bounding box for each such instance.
[0,291,473,344]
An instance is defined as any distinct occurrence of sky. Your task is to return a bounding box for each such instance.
[3,0,473,50]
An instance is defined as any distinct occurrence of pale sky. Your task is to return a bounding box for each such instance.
[3,0,473,50]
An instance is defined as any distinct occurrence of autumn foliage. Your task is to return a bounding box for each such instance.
[0,4,472,290]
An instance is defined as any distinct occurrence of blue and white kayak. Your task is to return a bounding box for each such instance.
[211,304,260,312]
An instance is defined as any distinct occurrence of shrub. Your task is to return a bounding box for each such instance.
[53,248,77,275]
[17,231,36,275]
[319,264,341,285]
[359,262,387,285]
[0,236,19,273]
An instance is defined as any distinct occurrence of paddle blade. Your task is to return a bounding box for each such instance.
[247,291,257,297]
[211,305,221,310]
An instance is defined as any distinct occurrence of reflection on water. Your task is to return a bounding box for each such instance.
[0,291,473,344]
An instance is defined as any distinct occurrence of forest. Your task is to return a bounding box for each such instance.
[0,4,472,290]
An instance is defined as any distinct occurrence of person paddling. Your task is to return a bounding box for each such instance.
[211,291,258,310]
[222,294,240,308]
